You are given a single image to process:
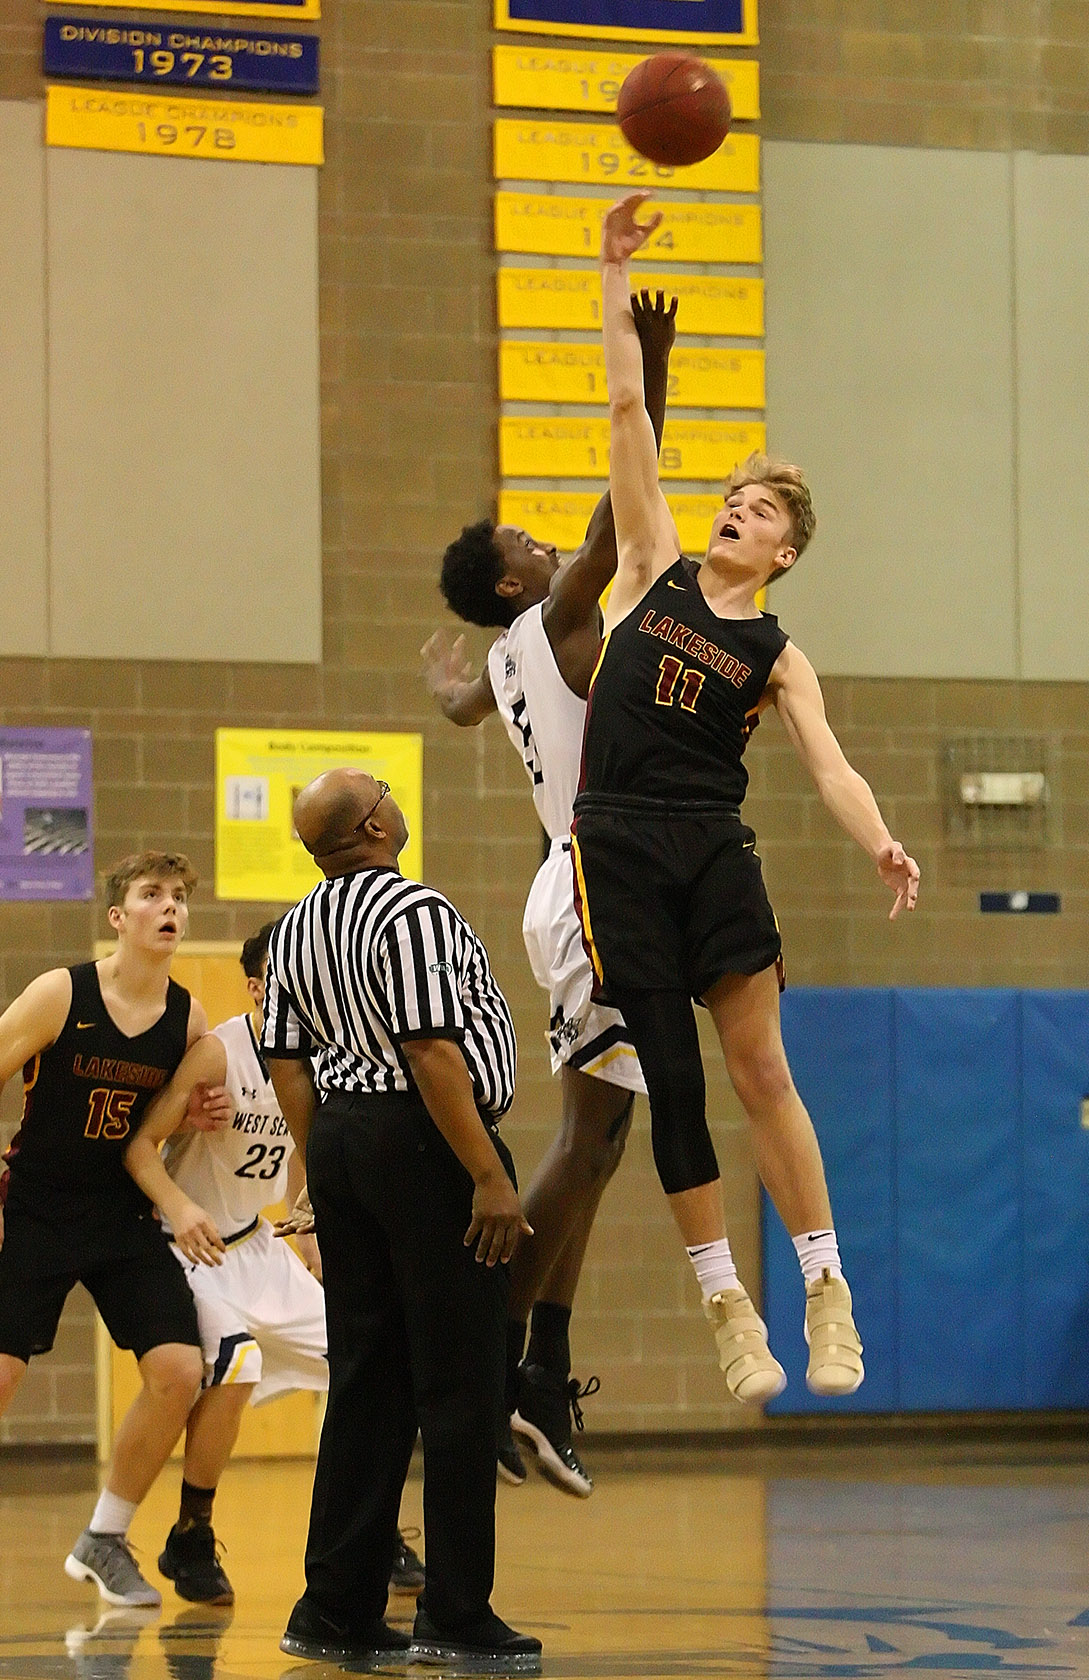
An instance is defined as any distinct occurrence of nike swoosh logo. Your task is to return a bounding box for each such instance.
[76,1021,97,1029]
[667,580,686,590]
[807,1231,833,1241]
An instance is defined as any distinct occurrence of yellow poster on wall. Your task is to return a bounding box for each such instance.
[215,728,422,903]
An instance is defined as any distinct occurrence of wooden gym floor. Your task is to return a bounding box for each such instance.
[4,1433,1089,1680]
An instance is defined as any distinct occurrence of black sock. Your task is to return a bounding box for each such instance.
[526,1301,571,1378]
[178,1479,216,1532]
[505,1319,527,1414]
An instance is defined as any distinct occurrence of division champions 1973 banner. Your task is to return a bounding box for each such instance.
[494,0,757,46]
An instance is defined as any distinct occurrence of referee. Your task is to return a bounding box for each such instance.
[261,767,541,1673]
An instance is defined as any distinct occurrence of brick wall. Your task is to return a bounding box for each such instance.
[2,0,1089,1440]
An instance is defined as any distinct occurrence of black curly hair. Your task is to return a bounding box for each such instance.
[440,519,515,628]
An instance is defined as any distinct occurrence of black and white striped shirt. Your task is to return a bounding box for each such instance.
[260,866,517,1118]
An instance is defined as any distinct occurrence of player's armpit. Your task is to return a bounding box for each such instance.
[0,969,72,1089]
[185,995,209,1047]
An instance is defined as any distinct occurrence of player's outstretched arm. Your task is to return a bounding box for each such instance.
[600,193,681,631]
[769,643,920,920]
[421,629,497,726]
[125,1033,229,1264]
[545,288,678,659]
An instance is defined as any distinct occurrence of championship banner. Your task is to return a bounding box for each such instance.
[495,191,762,263]
[0,727,93,902]
[494,0,758,46]
[500,341,764,407]
[499,490,729,555]
[45,0,320,21]
[500,415,765,478]
[46,84,323,164]
[498,269,763,336]
[494,118,758,193]
[215,729,422,903]
[44,16,319,95]
[492,45,759,119]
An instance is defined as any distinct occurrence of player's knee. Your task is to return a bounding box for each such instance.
[732,1048,795,1115]
[568,1092,633,1183]
[140,1342,203,1406]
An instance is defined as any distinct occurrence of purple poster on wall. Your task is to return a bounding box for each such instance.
[0,728,94,901]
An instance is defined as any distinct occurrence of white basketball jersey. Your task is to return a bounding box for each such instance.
[161,1012,293,1238]
[488,603,588,841]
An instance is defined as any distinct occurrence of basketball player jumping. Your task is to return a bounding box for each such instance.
[424,291,676,1493]
[572,192,920,1403]
[125,922,424,1606]
[0,852,224,1608]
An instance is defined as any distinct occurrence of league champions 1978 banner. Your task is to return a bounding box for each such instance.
[494,0,757,46]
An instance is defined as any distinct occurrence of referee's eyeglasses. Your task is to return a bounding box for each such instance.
[358,780,390,829]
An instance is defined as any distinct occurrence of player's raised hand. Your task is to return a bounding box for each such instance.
[185,1081,231,1132]
[601,191,663,266]
[631,288,678,355]
[173,1199,226,1266]
[421,629,474,701]
[877,841,920,919]
[275,1183,315,1238]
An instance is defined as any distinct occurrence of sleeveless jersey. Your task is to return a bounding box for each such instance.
[488,603,588,842]
[3,962,190,1228]
[577,558,789,813]
[160,1012,292,1238]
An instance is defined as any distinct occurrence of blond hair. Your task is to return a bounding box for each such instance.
[104,851,197,909]
[724,453,816,581]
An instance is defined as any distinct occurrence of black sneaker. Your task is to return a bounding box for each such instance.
[497,1416,527,1486]
[280,1595,411,1665]
[409,1605,541,1673]
[157,1525,233,1607]
[389,1529,425,1594]
[511,1364,598,1498]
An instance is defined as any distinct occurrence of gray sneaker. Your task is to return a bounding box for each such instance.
[64,1530,162,1608]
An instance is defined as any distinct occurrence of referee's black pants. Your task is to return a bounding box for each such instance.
[303,1090,512,1632]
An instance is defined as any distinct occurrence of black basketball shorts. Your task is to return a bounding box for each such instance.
[0,1207,201,1365]
[571,808,783,1003]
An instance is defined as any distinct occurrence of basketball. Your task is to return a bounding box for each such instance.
[616,52,732,168]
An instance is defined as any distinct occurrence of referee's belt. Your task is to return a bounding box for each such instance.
[223,1215,260,1248]
[548,836,572,856]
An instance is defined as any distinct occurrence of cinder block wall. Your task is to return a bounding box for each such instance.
[2,0,1089,1441]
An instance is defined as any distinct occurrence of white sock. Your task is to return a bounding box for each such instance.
[89,1491,137,1536]
[686,1237,741,1302]
[793,1228,844,1288]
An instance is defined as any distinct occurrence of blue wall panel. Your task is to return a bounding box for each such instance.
[1021,993,1089,1407]
[895,989,1023,1410]
[767,988,898,1414]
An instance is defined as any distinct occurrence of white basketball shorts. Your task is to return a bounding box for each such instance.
[522,838,645,1093]
[174,1217,328,1405]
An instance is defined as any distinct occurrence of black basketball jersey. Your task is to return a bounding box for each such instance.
[577,558,789,812]
[2,962,190,1230]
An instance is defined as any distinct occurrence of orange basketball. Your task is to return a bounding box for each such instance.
[616,52,731,168]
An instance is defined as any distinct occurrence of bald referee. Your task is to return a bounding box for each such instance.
[262,768,542,1673]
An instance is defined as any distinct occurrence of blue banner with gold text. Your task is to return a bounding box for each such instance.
[44,14,319,92]
[495,0,757,46]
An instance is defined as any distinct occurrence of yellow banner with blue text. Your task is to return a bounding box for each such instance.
[492,45,759,119]
[494,118,758,193]
[215,729,422,903]
[500,490,731,555]
[498,269,763,336]
[500,416,764,479]
[46,83,323,164]
[495,191,762,263]
[501,341,765,407]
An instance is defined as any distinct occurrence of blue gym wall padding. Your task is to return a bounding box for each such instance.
[763,988,1089,1415]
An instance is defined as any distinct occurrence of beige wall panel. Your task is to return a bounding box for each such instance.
[763,142,1017,679]
[1014,152,1089,681]
[46,150,321,663]
[0,102,48,655]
